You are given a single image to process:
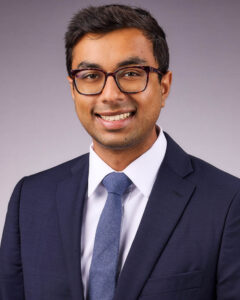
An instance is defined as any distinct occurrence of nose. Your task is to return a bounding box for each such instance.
[98,74,125,103]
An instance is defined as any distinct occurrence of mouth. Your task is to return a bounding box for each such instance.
[95,111,135,129]
[97,112,133,121]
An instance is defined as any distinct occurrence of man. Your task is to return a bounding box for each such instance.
[0,4,240,300]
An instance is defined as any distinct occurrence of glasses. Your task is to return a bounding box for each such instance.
[70,66,163,95]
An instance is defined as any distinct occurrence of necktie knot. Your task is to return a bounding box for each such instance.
[102,172,131,196]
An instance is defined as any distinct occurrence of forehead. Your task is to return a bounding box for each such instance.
[71,28,156,70]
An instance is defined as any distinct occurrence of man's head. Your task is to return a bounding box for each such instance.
[65,5,172,167]
[65,4,169,77]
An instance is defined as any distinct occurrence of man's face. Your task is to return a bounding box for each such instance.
[68,28,171,155]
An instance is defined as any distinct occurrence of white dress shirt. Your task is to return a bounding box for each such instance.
[80,128,167,298]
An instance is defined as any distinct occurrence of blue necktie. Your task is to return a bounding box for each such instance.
[88,172,131,300]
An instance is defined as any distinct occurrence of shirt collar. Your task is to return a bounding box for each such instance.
[88,127,167,197]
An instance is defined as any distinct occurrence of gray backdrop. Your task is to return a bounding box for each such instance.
[1,0,240,239]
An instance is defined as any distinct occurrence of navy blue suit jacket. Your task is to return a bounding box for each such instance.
[1,133,240,300]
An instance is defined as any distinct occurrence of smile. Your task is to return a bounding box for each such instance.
[99,112,132,121]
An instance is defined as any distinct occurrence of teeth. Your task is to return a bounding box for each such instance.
[100,112,131,121]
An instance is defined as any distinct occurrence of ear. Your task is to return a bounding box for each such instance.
[160,71,172,107]
[67,76,75,100]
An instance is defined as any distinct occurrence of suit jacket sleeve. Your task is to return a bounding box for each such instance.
[0,178,25,300]
[217,189,240,299]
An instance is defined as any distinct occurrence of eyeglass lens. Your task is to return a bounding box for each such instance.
[74,67,148,95]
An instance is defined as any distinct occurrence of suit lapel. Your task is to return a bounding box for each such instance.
[114,133,196,300]
[56,155,89,300]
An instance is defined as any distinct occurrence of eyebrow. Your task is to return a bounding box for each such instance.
[116,57,147,68]
[76,56,147,70]
[77,61,101,69]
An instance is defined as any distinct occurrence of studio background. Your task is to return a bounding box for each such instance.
[1,0,240,239]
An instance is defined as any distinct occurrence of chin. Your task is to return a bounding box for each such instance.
[93,135,140,151]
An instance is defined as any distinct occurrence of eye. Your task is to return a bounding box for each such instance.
[118,68,145,80]
[83,73,99,79]
[123,71,140,77]
[76,70,102,81]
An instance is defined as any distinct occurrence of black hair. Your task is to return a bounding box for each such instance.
[65,4,169,76]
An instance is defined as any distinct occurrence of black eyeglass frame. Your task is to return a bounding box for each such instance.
[70,66,164,95]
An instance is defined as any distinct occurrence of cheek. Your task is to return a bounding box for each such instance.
[74,98,90,123]
[138,89,162,116]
